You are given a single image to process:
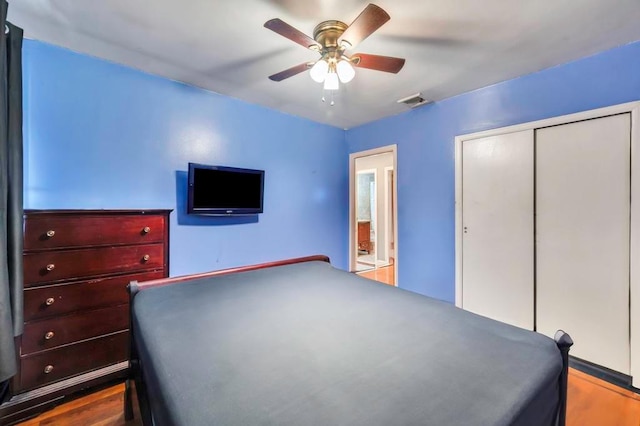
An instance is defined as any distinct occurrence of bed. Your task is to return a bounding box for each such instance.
[125,255,572,426]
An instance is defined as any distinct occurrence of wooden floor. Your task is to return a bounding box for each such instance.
[16,369,640,425]
[16,383,141,426]
[568,369,640,425]
[357,264,395,286]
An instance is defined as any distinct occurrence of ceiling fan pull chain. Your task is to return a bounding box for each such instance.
[330,90,335,106]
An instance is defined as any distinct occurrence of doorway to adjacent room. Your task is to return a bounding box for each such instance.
[349,145,398,286]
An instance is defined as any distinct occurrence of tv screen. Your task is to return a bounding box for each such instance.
[187,163,264,215]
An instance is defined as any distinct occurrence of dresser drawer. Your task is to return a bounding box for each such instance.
[24,270,165,321]
[22,305,129,355]
[24,244,165,286]
[24,214,165,250]
[20,331,129,391]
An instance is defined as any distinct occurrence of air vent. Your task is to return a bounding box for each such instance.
[397,93,431,109]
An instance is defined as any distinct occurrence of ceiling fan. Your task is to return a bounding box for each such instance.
[264,4,405,96]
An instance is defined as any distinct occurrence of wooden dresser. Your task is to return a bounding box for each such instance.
[357,220,372,253]
[0,209,171,424]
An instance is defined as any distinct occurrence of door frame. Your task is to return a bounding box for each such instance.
[454,101,640,385]
[349,145,398,286]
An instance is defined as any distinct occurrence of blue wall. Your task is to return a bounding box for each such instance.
[346,40,640,303]
[23,40,349,275]
[23,38,640,300]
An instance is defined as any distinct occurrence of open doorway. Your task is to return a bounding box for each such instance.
[349,145,398,286]
[355,168,377,272]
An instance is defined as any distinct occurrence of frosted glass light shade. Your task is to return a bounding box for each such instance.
[310,60,329,83]
[323,72,339,90]
[336,60,355,83]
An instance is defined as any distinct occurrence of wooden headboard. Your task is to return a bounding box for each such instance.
[128,255,330,295]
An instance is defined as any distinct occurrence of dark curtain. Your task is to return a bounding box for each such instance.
[0,0,24,397]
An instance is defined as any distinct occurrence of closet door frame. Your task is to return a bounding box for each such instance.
[454,101,640,386]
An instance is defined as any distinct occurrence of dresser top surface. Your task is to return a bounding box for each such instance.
[25,209,173,216]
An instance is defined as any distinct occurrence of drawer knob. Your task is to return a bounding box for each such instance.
[46,230,55,238]
[142,226,151,234]
[44,331,55,340]
[142,254,150,262]
[46,264,55,272]
[44,365,54,374]
[45,297,55,306]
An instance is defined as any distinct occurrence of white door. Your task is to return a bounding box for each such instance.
[384,167,394,265]
[462,130,534,330]
[536,114,631,374]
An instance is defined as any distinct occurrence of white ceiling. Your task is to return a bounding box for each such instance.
[8,0,640,129]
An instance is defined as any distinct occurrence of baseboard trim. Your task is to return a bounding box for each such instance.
[569,356,635,391]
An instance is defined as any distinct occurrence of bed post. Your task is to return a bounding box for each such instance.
[123,280,139,422]
[124,280,154,425]
[554,330,573,426]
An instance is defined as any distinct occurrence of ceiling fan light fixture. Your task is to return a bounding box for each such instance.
[265,4,404,105]
[324,72,339,90]
[336,60,355,83]
[310,59,329,83]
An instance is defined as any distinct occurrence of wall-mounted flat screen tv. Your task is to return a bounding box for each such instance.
[187,163,265,215]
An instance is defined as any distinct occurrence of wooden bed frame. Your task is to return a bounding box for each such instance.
[124,255,330,423]
[123,255,572,426]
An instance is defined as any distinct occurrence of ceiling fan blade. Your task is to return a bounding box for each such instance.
[268,62,312,81]
[264,18,320,50]
[338,4,390,49]
[351,53,405,73]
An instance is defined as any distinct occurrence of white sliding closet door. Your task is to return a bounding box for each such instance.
[462,130,534,330]
[536,114,631,374]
